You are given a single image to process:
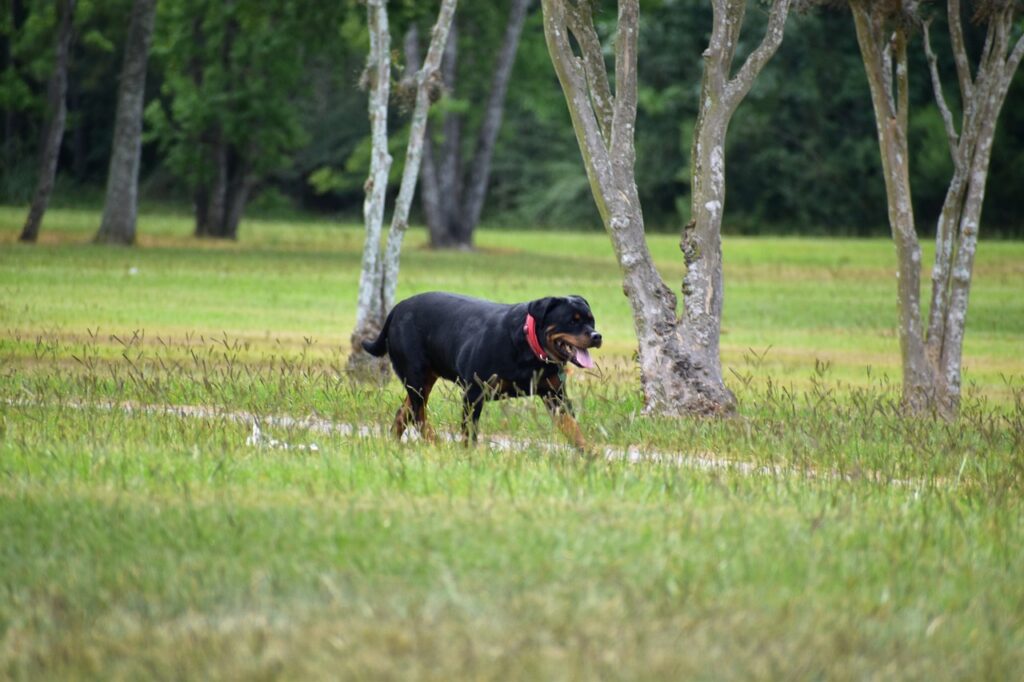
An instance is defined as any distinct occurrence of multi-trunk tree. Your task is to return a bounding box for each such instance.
[348,0,458,377]
[18,0,75,243]
[849,0,1023,416]
[541,0,790,416]
[93,0,157,245]
[418,0,532,249]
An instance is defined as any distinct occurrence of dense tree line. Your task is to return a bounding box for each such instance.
[1,0,1022,237]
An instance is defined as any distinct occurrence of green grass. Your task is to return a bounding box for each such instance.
[1,207,1023,679]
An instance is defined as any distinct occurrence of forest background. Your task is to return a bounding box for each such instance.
[3,0,1022,240]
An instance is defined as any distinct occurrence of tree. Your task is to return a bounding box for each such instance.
[145,1,338,239]
[348,0,458,376]
[18,0,75,243]
[93,0,156,245]
[540,0,790,416]
[418,0,532,249]
[849,0,1023,415]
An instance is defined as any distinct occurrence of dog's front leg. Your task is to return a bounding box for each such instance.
[541,389,594,457]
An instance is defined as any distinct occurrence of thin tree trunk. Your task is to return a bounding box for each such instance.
[851,2,936,410]
[347,0,393,376]
[457,0,532,243]
[19,0,76,243]
[435,20,463,247]
[381,0,458,313]
[95,0,157,246]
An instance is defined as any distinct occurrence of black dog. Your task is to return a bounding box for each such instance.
[362,292,602,450]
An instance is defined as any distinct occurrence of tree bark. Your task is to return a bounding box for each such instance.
[95,0,157,246]
[348,0,458,378]
[851,0,1022,416]
[381,0,458,313]
[541,0,788,416]
[347,0,393,378]
[851,1,936,411]
[457,0,532,244]
[922,1,1022,413]
[19,0,76,243]
[423,0,532,249]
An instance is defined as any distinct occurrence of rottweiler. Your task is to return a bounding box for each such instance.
[362,292,602,451]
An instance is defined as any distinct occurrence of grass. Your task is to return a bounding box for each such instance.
[1,206,1023,679]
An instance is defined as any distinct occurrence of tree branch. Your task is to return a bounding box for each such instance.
[948,0,973,100]
[723,0,792,113]
[922,18,960,165]
[382,0,458,312]
[610,0,639,169]
[566,0,613,143]
[541,0,614,224]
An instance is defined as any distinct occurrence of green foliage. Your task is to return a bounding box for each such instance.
[144,0,348,190]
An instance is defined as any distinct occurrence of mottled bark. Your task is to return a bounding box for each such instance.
[350,0,392,371]
[851,1,936,411]
[19,0,76,243]
[95,0,157,246]
[381,0,458,312]
[542,0,788,416]
[851,0,1021,416]
[922,1,1022,413]
[348,0,458,377]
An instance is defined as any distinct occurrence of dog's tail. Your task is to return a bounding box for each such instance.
[361,310,394,357]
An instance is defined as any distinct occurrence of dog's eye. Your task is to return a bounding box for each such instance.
[573,313,581,322]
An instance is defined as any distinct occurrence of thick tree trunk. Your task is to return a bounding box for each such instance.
[19,0,76,243]
[95,0,157,246]
[542,0,788,415]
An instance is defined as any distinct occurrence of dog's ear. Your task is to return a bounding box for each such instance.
[527,297,561,324]
[569,294,590,310]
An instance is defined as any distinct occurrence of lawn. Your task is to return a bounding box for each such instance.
[1,207,1023,679]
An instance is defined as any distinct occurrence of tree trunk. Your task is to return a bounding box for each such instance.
[851,2,937,411]
[348,0,458,378]
[19,0,76,243]
[920,0,1023,414]
[347,0,393,378]
[95,0,157,246]
[381,0,458,313]
[196,135,228,238]
[223,154,253,240]
[457,0,532,244]
[542,0,788,416]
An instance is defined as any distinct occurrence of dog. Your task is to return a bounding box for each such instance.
[362,292,602,451]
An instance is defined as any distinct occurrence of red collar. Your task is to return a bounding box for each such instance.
[524,313,548,361]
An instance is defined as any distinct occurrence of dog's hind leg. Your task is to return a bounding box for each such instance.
[394,371,438,443]
[460,384,485,445]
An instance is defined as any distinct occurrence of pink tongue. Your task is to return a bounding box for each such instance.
[574,347,594,368]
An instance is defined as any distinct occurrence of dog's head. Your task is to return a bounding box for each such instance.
[527,295,602,368]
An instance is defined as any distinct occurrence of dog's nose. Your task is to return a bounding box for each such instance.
[590,331,602,348]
